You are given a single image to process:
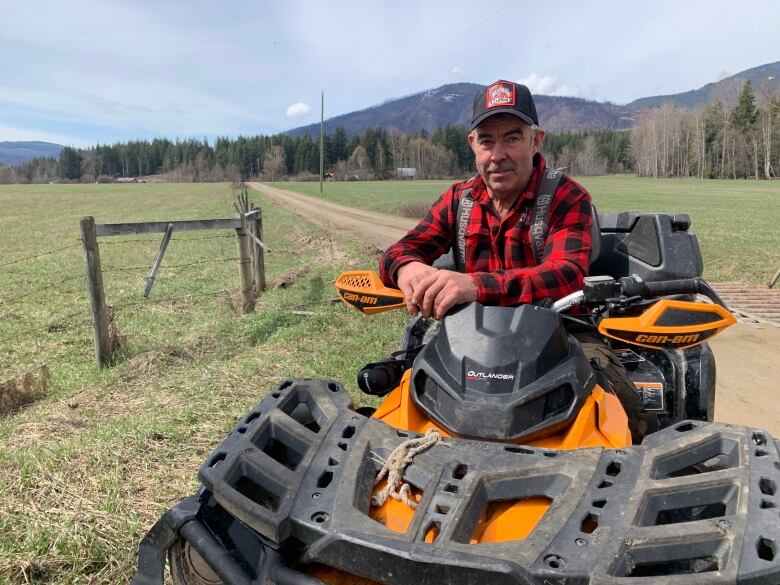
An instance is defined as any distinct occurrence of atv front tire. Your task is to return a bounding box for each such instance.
[169,538,223,585]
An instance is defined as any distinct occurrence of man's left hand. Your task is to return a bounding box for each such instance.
[412,271,479,320]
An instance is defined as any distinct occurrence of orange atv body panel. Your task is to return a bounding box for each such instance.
[373,369,631,450]
[599,299,735,350]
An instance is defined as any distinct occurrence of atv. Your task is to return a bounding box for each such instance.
[132,212,780,585]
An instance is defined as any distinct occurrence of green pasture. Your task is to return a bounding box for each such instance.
[0,176,776,583]
[0,182,404,583]
[285,176,780,284]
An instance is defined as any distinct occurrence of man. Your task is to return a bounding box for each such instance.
[380,79,592,318]
[379,79,655,442]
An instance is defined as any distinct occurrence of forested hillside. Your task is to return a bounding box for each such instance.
[0,141,62,165]
[286,84,635,138]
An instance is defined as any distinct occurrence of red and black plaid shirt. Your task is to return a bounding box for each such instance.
[379,154,592,305]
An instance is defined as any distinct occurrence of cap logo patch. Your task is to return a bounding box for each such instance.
[486,82,515,109]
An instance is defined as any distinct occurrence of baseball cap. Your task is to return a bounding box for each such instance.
[471,80,538,129]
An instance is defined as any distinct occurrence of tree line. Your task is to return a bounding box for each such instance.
[1,80,776,184]
[0,125,634,184]
[631,80,779,179]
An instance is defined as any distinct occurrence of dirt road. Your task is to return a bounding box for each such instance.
[247,182,416,251]
[248,183,780,435]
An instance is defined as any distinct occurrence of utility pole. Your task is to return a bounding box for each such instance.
[320,90,324,195]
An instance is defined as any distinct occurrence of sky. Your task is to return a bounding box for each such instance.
[1,0,779,148]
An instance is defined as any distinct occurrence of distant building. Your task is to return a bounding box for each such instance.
[397,167,416,179]
[115,177,146,183]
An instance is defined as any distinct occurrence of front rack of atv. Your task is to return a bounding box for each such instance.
[133,379,780,585]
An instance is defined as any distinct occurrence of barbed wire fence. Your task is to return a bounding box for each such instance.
[1,190,268,379]
[1,243,246,348]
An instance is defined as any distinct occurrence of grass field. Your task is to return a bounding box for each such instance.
[0,183,405,583]
[0,176,777,583]
[285,176,780,284]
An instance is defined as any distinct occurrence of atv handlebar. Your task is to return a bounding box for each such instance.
[335,270,730,317]
[552,276,730,313]
[618,276,729,308]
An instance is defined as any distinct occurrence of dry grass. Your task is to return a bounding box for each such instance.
[391,201,431,219]
[271,266,310,288]
[0,365,50,416]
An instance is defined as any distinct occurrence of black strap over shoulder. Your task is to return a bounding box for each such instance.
[451,168,565,271]
[453,188,474,272]
[530,167,565,265]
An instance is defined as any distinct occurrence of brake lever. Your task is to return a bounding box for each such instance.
[604,295,644,313]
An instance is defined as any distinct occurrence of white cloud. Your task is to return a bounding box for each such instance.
[451,66,462,76]
[286,102,312,119]
[517,73,583,98]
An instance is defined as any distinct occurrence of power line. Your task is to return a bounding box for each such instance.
[331,0,448,87]
[364,0,518,101]
[335,0,518,115]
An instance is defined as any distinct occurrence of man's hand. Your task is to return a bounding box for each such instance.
[412,270,479,320]
[396,262,439,316]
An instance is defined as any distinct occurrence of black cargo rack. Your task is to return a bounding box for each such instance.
[133,379,780,585]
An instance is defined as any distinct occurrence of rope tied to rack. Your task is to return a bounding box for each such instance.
[371,429,442,509]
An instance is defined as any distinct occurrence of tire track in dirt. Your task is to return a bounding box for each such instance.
[247,182,415,251]
[247,182,780,435]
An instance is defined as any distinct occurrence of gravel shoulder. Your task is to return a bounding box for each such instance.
[248,182,780,435]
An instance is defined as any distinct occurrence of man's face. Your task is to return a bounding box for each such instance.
[468,115,544,200]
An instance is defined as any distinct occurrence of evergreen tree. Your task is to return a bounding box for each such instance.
[703,101,725,178]
[732,80,758,133]
[732,80,760,178]
[432,125,472,172]
[332,126,349,162]
[59,147,82,180]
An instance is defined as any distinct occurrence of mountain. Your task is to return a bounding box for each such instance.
[0,141,63,165]
[629,61,780,109]
[288,61,780,138]
[287,83,636,138]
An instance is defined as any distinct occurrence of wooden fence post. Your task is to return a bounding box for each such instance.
[251,204,266,293]
[80,216,112,368]
[236,216,255,314]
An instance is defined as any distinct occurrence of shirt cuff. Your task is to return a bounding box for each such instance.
[388,256,425,285]
[471,271,534,306]
[469,272,497,304]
